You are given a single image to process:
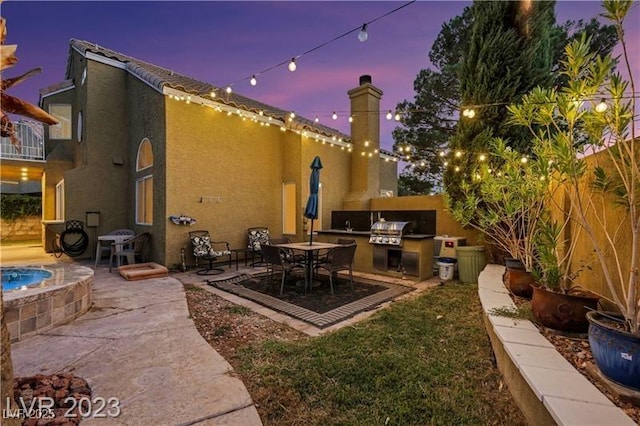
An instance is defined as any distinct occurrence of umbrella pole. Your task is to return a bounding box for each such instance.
[309,219,314,245]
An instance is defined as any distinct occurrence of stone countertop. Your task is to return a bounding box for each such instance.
[317,230,435,240]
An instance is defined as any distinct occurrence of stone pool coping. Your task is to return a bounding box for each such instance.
[479,264,634,425]
[3,263,94,342]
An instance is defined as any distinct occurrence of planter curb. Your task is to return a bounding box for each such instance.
[479,264,635,425]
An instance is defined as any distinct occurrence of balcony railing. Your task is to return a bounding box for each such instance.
[0,121,45,161]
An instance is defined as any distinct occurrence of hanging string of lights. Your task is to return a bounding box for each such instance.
[221,0,417,93]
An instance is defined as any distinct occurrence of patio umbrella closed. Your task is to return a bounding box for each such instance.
[304,156,323,245]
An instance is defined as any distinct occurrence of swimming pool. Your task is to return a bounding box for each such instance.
[2,268,53,292]
[3,264,94,342]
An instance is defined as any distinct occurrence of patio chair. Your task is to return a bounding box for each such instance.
[317,244,357,294]
[109,232,151,272]
[261,243,303,295]
[95,229,135,267]
[189,230,232,275]
[315,238,356,269]
[269,236,305,264]
[247,227,270,266]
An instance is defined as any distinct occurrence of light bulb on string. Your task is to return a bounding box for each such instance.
[595,99,608,113]
[348,115,353,123]
[225,85,232,94]
[479,154,486,161]
[439,151,445,157]
[358,24,368,42]
[289,111,296,119]
[386,110,393,120]
[462,108,475,118]
[394,113,401,121]
[332,111,338,120]
[250,75,257,86]
[209,91,216,98]
[455,150,462,158]
[288,58,297,72]
[314,116,320,123]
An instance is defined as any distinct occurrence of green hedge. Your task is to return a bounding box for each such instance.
[1,194,42,222]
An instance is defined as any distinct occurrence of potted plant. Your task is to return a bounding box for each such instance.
[448,137,547,298]
[507,0,639,389]
[529,207,600,333]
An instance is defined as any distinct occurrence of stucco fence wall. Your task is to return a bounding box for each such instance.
[1,216,42,242]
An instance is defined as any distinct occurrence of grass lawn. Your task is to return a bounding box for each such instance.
[233,283,525,425]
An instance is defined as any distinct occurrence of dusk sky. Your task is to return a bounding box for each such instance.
[3,1,639,154]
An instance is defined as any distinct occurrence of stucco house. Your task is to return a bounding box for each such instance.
[39,39,399,268]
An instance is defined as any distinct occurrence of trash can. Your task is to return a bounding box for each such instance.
[456,246,487,283]
[437,257,456,281]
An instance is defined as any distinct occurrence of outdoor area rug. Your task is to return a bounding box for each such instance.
[207,272,414,328]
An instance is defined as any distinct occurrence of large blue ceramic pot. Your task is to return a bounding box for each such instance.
[587,311,640,390]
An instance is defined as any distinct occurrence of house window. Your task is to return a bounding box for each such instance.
[282,182,296,235]
[136,175,153,225]
[135,138,153,225]
[55,180,64,221]
[49,104,72,140]
[137,138,153,171]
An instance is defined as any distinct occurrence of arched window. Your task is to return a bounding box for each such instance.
[136,138,153,171]
[136,138,153,225]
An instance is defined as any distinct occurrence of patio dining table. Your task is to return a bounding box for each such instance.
[275,241,343,292]
[95,234,131,266]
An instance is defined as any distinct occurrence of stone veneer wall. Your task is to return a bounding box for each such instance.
[1,216,42,241]
[4,273,93,342]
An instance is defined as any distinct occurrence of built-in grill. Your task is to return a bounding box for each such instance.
[369,221,412,246]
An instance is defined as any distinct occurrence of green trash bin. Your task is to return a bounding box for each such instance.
[455,246,487,283]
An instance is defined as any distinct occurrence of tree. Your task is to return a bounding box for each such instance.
[444,0,556,203]
[393,7,472,195]
[394,1,617,196]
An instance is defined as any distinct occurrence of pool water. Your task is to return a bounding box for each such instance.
[1,268,53,291]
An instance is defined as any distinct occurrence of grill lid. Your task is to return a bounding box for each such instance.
[370,221,412,233]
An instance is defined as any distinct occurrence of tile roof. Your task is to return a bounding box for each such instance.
[66,39,350,141]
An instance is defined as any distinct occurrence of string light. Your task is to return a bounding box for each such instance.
[595,99,608,113]
[220,1,416,90]
[358,24,368,42]
[394,112,401,121]
[332,111,338,120]
[314,116,320,123]
[348,115,353,123]
[209,91,216,98]
[288,58,297,72]
[386,110,393,120]
[479,154,486,161]
[225,85,232,94]
[250,75,257,86]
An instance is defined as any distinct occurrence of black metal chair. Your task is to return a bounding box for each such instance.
[260,244,303,295]
[189,230,232,275]
[109,232,151,272]
[317,244,357,294]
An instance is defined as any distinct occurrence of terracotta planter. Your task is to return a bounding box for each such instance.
[503,268,534,298]
[531,286,600,333]
[587,311,640,390]
[504,257,525,270]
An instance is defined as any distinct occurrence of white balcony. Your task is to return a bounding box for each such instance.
[0,120,45,161]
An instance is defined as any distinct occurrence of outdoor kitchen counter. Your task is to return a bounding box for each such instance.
[315,231,435,281]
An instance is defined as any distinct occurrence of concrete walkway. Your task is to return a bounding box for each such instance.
[7,253,262,425]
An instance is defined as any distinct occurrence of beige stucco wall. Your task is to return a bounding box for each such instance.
[163,102,353,268]
[555,147,636,306]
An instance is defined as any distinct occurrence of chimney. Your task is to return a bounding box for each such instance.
[343,75,383,210]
